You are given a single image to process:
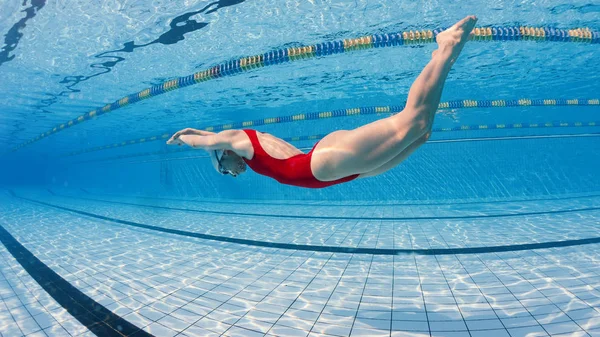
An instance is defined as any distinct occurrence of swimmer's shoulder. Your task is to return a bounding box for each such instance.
[218,129,254,158]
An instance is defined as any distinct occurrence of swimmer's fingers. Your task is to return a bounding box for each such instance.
[166,133,176,144]
[171,128,200,140]
[166,135,184,145]
[167,129,189,144]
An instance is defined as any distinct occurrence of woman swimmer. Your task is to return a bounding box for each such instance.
[167,16,478,188]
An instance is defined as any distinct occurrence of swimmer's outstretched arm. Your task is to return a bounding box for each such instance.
[166,129,236,150]
[169,127,216,138]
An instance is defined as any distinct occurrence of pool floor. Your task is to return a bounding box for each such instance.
[1,189,600,337]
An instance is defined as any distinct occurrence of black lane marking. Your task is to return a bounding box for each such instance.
[14,193,600,256]
[0,225,154,336]
[52,192,600,222]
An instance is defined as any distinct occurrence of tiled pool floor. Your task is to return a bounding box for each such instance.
[1,190,599,337]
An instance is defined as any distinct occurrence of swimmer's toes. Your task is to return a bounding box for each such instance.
[456,15,478,38]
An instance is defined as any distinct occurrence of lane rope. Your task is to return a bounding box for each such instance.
[62,98,600,157]
[12,26,599,152]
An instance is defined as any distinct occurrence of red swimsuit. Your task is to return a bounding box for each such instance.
[242,129,359,188]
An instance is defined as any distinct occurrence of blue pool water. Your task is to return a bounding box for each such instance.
[1,0,600,336]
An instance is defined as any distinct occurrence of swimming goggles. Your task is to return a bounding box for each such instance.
[214,150,237,177]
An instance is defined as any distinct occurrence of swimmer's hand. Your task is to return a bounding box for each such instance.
[166,134,199,147]
[167,128,215,146]
[166,136,184,146]
[167,128,190,145]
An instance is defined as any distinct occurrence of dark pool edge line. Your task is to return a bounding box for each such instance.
[13,192,600,256]
[51,190,600,222]
[0,209,154,337]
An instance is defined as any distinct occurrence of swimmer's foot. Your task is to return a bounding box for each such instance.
[433,15,477,63]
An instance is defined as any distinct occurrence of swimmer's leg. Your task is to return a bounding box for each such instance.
[312,15,477,180]
[358,132,430,178]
